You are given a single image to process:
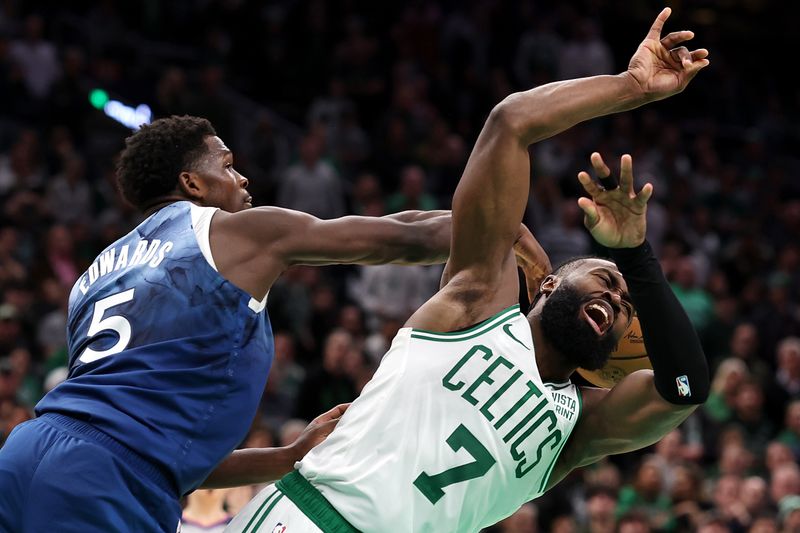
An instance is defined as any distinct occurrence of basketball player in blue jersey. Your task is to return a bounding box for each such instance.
[224,8,712,532]
[0,114,548,532]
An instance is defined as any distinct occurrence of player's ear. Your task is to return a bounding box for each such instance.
[539,275,559,296]
[177,171,206,201]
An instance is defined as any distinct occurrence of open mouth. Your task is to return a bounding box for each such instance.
[581,298,615,336]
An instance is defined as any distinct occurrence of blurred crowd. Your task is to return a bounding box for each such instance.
[1,1,799,531]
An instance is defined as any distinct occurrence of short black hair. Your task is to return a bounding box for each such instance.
[552,255,606,277]
[116,115,216,210]
[527,255,606,312]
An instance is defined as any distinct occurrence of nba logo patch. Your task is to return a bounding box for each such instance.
[272,524,287,533]
[676,375,691,397]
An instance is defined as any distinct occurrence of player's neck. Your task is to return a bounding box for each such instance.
[141,194,191,217]
[528,317,577,383]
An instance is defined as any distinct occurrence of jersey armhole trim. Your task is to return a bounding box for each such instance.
[190,203,268,313]
[189,203,220,271]
[537,384,583,493]
[409,304,521,342]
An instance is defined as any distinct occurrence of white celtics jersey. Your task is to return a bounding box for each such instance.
[298,304,582,533]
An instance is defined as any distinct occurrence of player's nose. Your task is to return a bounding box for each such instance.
[238,173,249,189]
[603,290,622,308]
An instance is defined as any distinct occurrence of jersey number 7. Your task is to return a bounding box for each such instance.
[413,424,496,504]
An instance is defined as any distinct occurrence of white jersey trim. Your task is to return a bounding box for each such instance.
[190,203,268,313]
[189,203,220,271]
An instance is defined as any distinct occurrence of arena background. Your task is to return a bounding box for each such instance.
[1,1,799,531]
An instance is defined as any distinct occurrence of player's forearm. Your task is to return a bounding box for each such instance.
[381,211,452,265]
[609,241,709,405]
[385,209,451,223]
[201,447,297,489]
[496,72,647,147]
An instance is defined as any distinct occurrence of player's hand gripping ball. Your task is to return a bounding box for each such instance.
[576,315,652,388]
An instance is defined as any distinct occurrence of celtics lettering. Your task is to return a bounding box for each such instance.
[442,345,571,479]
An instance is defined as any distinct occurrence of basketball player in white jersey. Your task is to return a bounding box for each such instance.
[226,8,711,532]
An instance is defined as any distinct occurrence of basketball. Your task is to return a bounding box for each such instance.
[576,315,652,388]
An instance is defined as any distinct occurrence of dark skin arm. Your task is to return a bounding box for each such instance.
[210,207,453,300]
[212,206,547,303]
[201,403,349,489]
[545,371,695,490]
[407,7,708,333]
[547,151,702,489]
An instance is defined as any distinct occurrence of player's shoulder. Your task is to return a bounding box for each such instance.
[212,206,315,240]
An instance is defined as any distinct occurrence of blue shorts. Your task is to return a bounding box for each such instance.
[0,413,181,532]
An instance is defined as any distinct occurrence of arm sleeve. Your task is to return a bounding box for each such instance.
[609,241,710,405]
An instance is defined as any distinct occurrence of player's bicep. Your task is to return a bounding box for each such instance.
[447,102,532,285]
[570,370,696,467]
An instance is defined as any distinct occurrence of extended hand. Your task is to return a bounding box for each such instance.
[627,7,710,102]
[577,153,651,248]
[289,403,350,458]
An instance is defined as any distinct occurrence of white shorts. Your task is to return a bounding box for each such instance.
[224,484,322,533]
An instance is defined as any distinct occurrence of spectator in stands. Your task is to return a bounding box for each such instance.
[616,460,674,531]
[704,358,750,424]
[730,381,774,453]
[769,465,800,507]
[293,329,356,421]
[584,485,618,533]
[776,400,800,457]
[386,165,438,213]
[277,133,346,219]
[180,489,231,533]
[9,15,59,100]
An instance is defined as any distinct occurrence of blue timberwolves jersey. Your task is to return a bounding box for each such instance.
[36,201,273,495]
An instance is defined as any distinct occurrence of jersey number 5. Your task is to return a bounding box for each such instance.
[78,289,136,364]
[413,424,496,504]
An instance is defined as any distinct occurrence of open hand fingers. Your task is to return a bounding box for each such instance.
[619,154,634,194]
[578,171,603,197]
[310,402,351,425]
[645,7,671,41]
[669,46,711,71]
[661,30,694,50]
[635,183,654,208]
[590,152,611,178]
[669,46,692,67]
[684,57,711,80]
[590,152,619,191]
[577,197,599,229]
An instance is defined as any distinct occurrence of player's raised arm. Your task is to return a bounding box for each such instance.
[546,153,710,490]
[437,7,708,314]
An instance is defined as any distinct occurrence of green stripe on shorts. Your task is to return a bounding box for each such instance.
[276,470,360,533]
[250,492,285,533]
[240,488,281,533]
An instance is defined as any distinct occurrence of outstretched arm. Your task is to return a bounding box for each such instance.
[209,207,453,299]
[201,404,349,488]
[409,7,708,330]
[264,208,453,267]
[547,153,709,490]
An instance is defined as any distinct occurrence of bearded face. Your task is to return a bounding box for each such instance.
[539,282,620,370]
